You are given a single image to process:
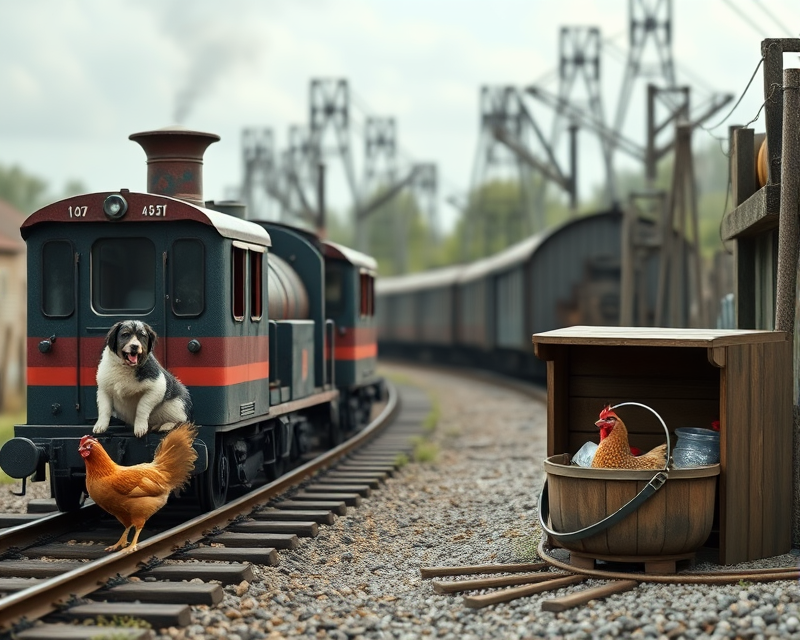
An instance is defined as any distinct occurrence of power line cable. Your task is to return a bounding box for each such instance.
[751,0,798,37]
[721,0,770,38]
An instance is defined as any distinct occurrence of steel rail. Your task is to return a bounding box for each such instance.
[0,382,399,631]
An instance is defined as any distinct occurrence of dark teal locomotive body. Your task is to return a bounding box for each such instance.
[0,127,382,511]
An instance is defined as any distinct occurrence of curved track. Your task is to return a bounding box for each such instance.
[0,381,414,634]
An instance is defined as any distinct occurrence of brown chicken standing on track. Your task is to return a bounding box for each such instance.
[78,422,198,552]
[590,405,667,470]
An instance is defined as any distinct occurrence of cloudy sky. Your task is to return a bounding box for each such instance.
[0,0,798,228]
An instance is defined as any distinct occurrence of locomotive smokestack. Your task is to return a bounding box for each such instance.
[129,126,220,207]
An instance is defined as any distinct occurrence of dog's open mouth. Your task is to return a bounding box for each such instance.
[123,351,139,366]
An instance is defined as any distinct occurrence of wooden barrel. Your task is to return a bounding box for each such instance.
[544,454,719,556]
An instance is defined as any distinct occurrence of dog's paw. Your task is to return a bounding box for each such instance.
[157,422,177,433]
[92,422,108,434]
[133,423,149,438]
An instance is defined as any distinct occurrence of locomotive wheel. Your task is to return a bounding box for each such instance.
[52,475,86,512]
[199,439,230,511]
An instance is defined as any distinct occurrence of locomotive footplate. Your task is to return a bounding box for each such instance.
[0,424,210,483]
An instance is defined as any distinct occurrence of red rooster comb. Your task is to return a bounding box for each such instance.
[599,405,617,420]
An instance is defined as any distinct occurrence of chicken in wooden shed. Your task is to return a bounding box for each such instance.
[590,405,667,470]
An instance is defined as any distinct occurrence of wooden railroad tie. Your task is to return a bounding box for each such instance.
[463,575,587,609]
[421,563,640,611]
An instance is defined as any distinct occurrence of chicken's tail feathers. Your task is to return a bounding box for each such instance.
[635,443,668,468]
[153,422,198,490]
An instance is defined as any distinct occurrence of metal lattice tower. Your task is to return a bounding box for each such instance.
[551,26,616,206]
[241,128,275,219]
[309,79,361,215]
[468,86,538,258]
[362,117,399,264]
[613,0,676,142]
[281,124,317,225]
[411,163,438,267]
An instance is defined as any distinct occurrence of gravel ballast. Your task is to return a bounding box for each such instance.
[4,363,799,639]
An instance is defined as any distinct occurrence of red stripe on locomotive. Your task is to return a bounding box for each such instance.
[324,326,377,361]
[27,335,270,387]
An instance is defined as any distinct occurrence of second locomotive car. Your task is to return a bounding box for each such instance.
[0,126,383,512]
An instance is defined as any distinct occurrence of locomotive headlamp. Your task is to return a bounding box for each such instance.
[103,194,128,220]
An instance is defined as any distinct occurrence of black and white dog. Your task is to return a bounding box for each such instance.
[92,320,192,438]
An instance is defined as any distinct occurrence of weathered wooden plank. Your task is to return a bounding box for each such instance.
[0,577,45,592]
[324,470,387,483]
[274,500,347,516]
[749,343,764,561]
[211,532,298,549]
[292,492,362,507]
[732,128,755,207]
[335,464,396,476]
[534,326,787,347]
[433,572,567,594]
[304,483,372,497]
[94,581,223,605]
[0,560,82,578]
[314,476,381,489]
[760,339,793,557]
[462,575,587,609]
[721,343,750,564]
[178,546,278,565]
[569,376,719,400]
[547,345,570,458]
[541,580,639,612]
[569,344,720,379]
[250,509,336,525]
[52,602,190,628]
[420,563,547,579]
[16,624,153,639]
[138,563,253,584]
[26,499,58,514]
[26,544,108,560]
[229,520,318,537]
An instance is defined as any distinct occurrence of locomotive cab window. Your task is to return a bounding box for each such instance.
[325,262,344,317]
[172,239,205,317]
[42,240,75,317]
[359,271,374,318]
[232,245,246,321]
[250,249,263,321]
[92,238,155,313]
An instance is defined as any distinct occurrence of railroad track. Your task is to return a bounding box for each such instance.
[0,380,434,639]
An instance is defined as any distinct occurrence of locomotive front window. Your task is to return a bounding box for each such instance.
[172,239,205,317]
[91,238,155,313]
[42,240,75,317]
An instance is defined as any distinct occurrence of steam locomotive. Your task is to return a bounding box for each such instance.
[0,126,384,512]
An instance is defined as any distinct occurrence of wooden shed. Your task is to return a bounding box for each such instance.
[0,199,27,412]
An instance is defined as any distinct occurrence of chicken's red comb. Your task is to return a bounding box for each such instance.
[79,435,97,446]
[599,405,617,420]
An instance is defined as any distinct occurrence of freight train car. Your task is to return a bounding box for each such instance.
[376,209,684,381]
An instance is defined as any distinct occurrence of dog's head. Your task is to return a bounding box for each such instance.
[105,320,156,368]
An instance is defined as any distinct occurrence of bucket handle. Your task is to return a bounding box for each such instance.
[537,401,671,543]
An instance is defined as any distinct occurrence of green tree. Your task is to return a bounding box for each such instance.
[0,163,87,214]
